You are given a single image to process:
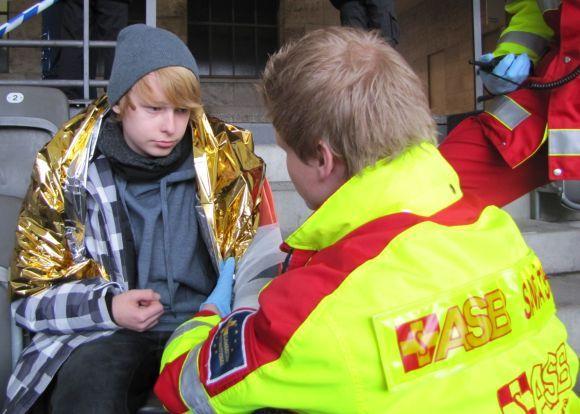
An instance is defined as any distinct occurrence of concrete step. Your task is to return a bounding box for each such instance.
[551,273,580,356]
[517,220,580,275]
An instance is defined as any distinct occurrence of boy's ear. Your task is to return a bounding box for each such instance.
[112,104,121,115]
[315,140,346,181]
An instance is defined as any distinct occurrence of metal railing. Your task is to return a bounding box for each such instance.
[0,0,157,101]
[472,0,484,111]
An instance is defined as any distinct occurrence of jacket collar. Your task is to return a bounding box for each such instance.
[285,143,462,251]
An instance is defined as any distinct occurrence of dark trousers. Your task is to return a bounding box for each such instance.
[41,2,62,79]
[340,0,400,46]
[32,330,171,414]
[45,0,129,99]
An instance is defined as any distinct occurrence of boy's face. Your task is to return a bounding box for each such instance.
[276,133,326,210]
[113,73,190,158]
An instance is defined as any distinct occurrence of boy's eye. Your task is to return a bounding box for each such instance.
[146,106,162,112]
[176,108,189,114]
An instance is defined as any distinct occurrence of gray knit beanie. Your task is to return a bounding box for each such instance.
[107,24,199,106]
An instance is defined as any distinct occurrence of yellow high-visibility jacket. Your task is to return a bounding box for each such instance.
[156,143,579,413]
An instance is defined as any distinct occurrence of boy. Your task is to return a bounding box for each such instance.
[155,27,579,413]
[4,24,280,413]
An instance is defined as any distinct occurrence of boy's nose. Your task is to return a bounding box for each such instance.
[161,110,176,135]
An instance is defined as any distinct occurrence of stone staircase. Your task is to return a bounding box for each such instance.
[243,122,580,365]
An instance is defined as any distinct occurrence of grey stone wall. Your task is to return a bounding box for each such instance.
[202,79,267,123]
[0,1,504,120]
[279,0,339,43]
[3,0,42,80]
[397,0,504,116]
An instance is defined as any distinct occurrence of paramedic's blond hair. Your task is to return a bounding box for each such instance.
[116,66,203,121]
[261,27,436,176]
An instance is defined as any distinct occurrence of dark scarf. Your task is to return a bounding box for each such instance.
[96,117,193,181]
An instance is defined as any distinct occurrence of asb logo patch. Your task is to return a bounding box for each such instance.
[497,343,573,413]
[207,309,253,384]
[497,373,536,414]
[395,289,512,373]
[396,313,440,372]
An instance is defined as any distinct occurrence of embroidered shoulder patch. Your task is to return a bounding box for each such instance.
[206,309,253,384]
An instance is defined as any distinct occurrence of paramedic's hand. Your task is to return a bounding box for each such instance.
[200,257,236,317]
[112,289,164,332]
[480,53,531,95]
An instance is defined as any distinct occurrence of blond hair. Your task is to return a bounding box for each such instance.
[261,27,436,176]
[116,66,203,121]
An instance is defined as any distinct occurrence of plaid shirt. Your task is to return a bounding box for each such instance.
[3,155,129,414]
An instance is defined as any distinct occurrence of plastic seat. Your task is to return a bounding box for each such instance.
[0,86,69,408]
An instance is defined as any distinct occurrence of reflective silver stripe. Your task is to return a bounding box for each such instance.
[549,130,580,155]
[507,0,560,11]
[537,0,561,12]
[485,95,530,130]
[498,31,550,57]
[180,344,215,413]
[166,319,215,346]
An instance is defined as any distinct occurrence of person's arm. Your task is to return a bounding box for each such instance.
[12,278,121,334]
[494,0,554,64]
[155,259,234,413]
[13,279,165,335]
[10,133,111,300]
[478,0,554,95]
[8,142,121,334]
[233,179,286,310]
[439,116,549,208]
[155,260,356,414]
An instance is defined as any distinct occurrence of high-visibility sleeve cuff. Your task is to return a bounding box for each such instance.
[155,353,190,414]
[196,309,219,317]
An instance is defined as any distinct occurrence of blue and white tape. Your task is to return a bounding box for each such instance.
[0,0,60,38]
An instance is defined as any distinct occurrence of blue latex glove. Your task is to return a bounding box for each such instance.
[200,257,236,316]
[480,53,531,95]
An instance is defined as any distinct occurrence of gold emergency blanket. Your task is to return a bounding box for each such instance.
[10,96,265,297]
[194,115,265,269]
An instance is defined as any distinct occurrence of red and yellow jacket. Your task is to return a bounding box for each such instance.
[155,143,579,413]
[482,0,580,179]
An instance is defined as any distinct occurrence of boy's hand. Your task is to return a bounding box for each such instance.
[200,257,236,316]
[112,289,164,332]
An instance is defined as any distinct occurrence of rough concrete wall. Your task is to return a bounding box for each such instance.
[204,0,340,122]
[1,0,186,80]
[278,0,486,117]
[4,1,42,80]
[1,1,500,121]
[157,0,187,42]
[0,1,266,122]
[201,79,267,123]
[279,0,339,43]
[397,0,475,116]
[201,0,340,123]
